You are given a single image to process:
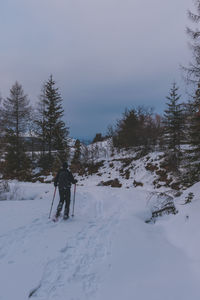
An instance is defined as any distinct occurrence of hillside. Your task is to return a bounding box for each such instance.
[75,140,183,193]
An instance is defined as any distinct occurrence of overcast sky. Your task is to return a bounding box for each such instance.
[0,0,194,139]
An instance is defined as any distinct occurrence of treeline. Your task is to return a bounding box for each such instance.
[0,75,69,180]
[0,78,200,184]
[107,81,200,184]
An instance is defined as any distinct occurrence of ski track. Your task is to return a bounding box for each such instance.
[0,188,123,300]
[34,190,121,300]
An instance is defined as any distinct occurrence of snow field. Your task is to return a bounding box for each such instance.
[0,182,200,300]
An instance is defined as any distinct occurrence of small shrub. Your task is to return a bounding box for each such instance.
[125,170,130,179]
[133,180,143,187]
[145,163,158,172]
[170,181,181,190]
[87,161,105,175]
[184,192,194,204]
[100,178,122,188]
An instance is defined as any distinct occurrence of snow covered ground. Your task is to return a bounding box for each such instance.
[0,181,200,300]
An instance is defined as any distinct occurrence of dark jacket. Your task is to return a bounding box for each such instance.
[54,168,76,189]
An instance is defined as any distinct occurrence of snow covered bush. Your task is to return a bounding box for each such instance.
[0,181,31,201]
[0,180,10,200]
[146,192,178,223]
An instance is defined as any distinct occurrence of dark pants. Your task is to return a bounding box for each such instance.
[56,188,71,217]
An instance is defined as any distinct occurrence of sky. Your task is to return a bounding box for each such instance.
[0,0,195,140]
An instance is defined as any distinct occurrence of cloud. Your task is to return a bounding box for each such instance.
[0,0,194,138]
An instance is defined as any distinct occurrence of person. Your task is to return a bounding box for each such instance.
[54,162,77,219]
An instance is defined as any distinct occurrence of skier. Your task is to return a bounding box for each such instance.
[54,162,77,220]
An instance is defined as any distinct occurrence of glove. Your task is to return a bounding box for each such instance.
[54,182,57,187]
[74,179,78,184]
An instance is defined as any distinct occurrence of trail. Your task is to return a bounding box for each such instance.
[0,186,200,300]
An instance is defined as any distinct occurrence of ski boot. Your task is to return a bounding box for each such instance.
[63,214,69,220]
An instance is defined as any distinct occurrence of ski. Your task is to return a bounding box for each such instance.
[52,216,59,222]
[52,214,70,222]
[52,213,62,222]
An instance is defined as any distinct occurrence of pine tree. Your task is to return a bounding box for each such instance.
[163,83,184,168]
[0,94,5,163]
[113,108,139,148]
[72,139,81,164]
[92,133,104,143]
[28,110,38,163]
[184,1,200,82]
[35,85,47,158]
[188,82,200,162]
[1,82,32,180]
[52,154,62,176]
[71,139,82,172]
[40,75,69,170]
[113,106,156,151]
[0,94,3,133]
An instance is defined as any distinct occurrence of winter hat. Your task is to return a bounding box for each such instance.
[62,162,68,169]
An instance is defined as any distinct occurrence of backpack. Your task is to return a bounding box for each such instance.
[58,169,71,188]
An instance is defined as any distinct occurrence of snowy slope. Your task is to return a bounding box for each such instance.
[1,181,200,300]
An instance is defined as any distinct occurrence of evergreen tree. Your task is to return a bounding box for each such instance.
[92,133,104,143]
[28,110,38,163]
[113,106,156,151]
[0,94,3,133]
[188,82,200,163]
[163,83,184,168]
[1,82,32,180]
[52,154,62,176]
[72,139,81,164]
[35,85,47,158]
[184,1,200,83]
[37,75,69,171]
[113,108,140,148]
[0,94,5,163]
[71,139,82,173]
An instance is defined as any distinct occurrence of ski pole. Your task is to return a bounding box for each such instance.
[49,186,57,219]
[71,184,76,217]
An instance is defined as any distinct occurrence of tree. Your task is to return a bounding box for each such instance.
[52,154,62,176]
[2,82,31,139]
[113,106,157,151]
[188,82,200,161]
[154,114,165,150]
[71,139,82,173]
[184,1,200,83]
[0,94,5,165]
[35,84,47,158]
[1,82,32,180]
[0,93,3,133]
[37,75,69,170]
[113,108,140,148]
[72,139,81,165]
[163,83,184,168]
[92,133,104,143]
